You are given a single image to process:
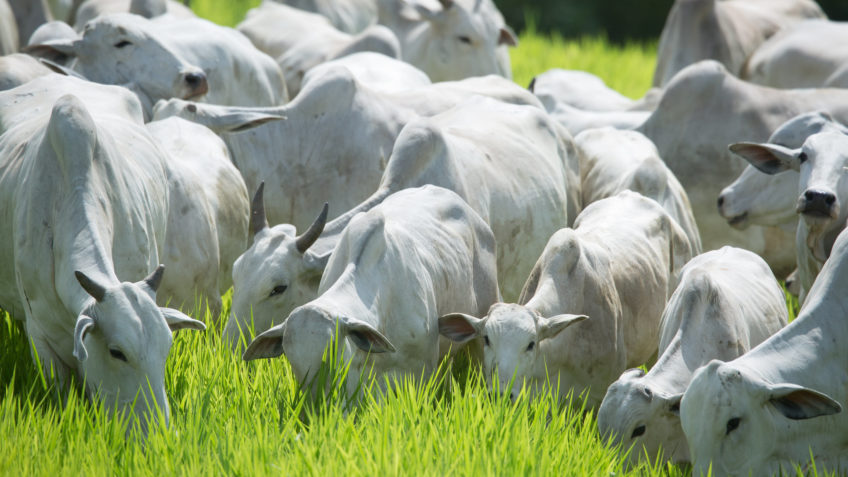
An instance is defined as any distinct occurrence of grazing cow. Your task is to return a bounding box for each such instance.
[574,127,701,252]
[744,20,848,89]
[636,60,848,276]
[729,121,848,301]
[597,247,787,464]
[0,74,205,435]
[242,186,500,397]
[0,54,53,91]
[146,117,249,318]
[653,0,824,87]
[222,95,577,347]
[679,227,848,476]
[28,14,286,118]
[377,0,517,81]
[73,0,195,29]
[278,0,378,34]
[439,191,696,407]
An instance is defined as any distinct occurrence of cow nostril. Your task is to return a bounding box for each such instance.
[805,190,816,201]
[717,196,724,208]
[185,73,202,87]
[826,195,836,205]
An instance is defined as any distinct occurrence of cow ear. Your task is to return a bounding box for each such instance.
[767,383,842,420]
[728,142,801,174]
[341,317,396,353]
[243,323,286,361]
[537,314,587,341]
[438,313,483,343]
[498,26,518,47]
[37,58,86,80]
[160,308,206,332]
[24,38,80,58]
[73,315,96,361]
[659,393,683,416]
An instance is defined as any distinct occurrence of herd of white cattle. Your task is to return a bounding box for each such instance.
[2,0,848,473]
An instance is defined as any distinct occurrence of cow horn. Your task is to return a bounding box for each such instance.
[75,270,107,302]
[251,182,268,237]
[295,203,329,253]
[144,264,165,292]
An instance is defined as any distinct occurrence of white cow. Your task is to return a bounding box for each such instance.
[300,52,430,96]
[438,191,695,406]
[277,0,378,34]
[653,0,824,87]
[597,247,788,464]
[0,74,205,435]
[222,95,577,348]
[636,60,848,277]
[729,124,848,302]
[744,20,848,89]
[574,127,701,252]
[530,69,651,113]
[73,0,195,29]
[146,117,249,318]
[679,227,848,475]
[28,14,286,118]
[242,185,500,396]
[377,0,516,81]
[238,2,399,96]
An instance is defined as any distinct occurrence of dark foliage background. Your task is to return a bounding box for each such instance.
[496,0,848,43]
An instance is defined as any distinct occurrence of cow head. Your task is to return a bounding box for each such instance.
[439,303,587,400]
[680,360,840,476]
[730,129,848,262]
[597,368,687,463]
[242,303,395,396]
[224,184,330,350]
[72,266,205,437]
[27,14,207,118]
[399,0,516,81]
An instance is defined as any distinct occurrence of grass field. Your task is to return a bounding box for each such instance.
[0,3,810,476]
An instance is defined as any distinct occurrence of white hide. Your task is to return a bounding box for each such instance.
[530,69,641,113]
[74,0,195,29]
[0,75,205,436]
[377,0,517,81]
[574,127,701,252]
[0,0,19,55]
[597,247,787,464]
[653,0,824,87]
[146,117,249,318]
[221,94,576,347]
[301,52,430,96]
[277,0,378,34]
[7,0,50,47]
[744,20,848,89]
[439,191,696,407]
[636,60,848,277]
[679,228,848,476]
[243,186,500,396]
[29,14,286,119]
[0,54,54,91]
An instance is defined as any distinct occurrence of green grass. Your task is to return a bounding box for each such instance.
[0,4,816,477]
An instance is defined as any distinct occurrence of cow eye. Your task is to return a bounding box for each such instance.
[457,35,472,45]
[114,40,132,49]
[726,417,741,435]
[526,341,535,351]
[799,152,808,163]
[109,348,128,362]
[484,335,490,346]
[631,425,646,438]
[269,285,288,297]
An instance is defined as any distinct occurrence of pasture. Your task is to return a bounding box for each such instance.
[0,2,809,476]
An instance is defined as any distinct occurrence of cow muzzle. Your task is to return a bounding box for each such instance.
[181,70,208,99]
[797,189,838,221]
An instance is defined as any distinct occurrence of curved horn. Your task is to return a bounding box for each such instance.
[75,270,107,302]
[144,264,165,292]
[295,203,329,253]
[251,182,268,237]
